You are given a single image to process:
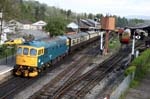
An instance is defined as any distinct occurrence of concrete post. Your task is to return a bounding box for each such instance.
[100,32,104,55]
[131,32,135,59]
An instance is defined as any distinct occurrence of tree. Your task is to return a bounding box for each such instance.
[46,17,67,36]
[96,13,103,19]
[67,9,72,18]
[88,13,94,19]
[35,6,40,20]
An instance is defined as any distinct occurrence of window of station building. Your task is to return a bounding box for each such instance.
[23,48,29,55]
[30,48,37,56]
[17,47,22,55]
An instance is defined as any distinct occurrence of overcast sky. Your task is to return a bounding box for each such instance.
[36,0,150,17]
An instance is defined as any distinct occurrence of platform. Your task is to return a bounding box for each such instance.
[0,55,15,81]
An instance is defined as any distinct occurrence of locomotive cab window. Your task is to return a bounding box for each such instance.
[38,49,43,55]
[23,48,29,55]
[41,49,44,54]
[17,47,22,55]
[30,49,37,56]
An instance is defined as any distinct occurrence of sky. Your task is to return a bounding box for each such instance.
[36,0,150,17]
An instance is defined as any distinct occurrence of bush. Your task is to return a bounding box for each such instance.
[46,17,68,36]
[0,45,16,59]
[125,66,136,76]
[130,80,139,88]
[130,49,150,80]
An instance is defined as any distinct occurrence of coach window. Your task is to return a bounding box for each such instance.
[73,40,76,44]
[30,49,37,56]
[17,47,22,55]
[23,48,29,55]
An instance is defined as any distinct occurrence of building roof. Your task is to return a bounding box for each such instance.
[77,19,100,29]
[67,22,78,29]
[32,20,47,26]
[19,20,32,24]
[67,19,101,31]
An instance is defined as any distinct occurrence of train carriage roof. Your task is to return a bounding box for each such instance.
[65,32,89,39]
[87,31,98,34]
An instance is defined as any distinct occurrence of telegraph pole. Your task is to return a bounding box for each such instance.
[0,10,3,43]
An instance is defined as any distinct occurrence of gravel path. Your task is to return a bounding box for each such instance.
[125,73,150,99]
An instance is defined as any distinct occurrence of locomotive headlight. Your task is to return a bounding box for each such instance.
[38,59,41,62]
[135,36,141,40]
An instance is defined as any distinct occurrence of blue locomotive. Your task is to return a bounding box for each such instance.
[14,31,100,77]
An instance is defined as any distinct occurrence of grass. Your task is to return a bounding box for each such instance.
[130,80,139,88]
[108,33,121,51]
[120,49,150,99]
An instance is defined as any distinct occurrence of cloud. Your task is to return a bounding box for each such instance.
[36,0,150,16]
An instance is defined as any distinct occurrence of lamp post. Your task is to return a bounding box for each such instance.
[131,31,135,59]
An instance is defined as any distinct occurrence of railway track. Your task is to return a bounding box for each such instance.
[0,41,100,99]
[49,52,127,99]
[30,49,128,99]
[0,37,145,99]
[30,40,146,99]
[29,43,100,99]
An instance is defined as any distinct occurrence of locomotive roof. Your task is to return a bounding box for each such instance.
[23,36,67,48]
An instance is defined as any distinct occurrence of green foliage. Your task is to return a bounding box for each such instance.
[0,45,16,59]
[128,19,145,26]
[46,17,68,36]
[0,0,22,20]
[125,66,136,76]
[130,80,139,88]
[67,9,72,18]
[88,13,94,19]
[130,49,150,80]
[0,0,145,29]
[114,16,128,27]
[95,14,103,19]
[109,33,121,50]
[114,15,144,28]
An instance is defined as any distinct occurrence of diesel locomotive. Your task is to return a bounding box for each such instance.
[13,31,101,77]
[120,29,131,44]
